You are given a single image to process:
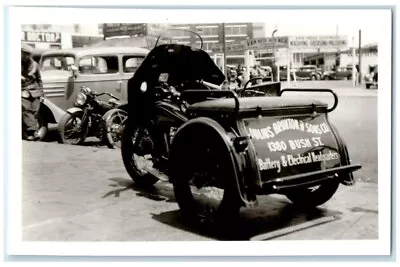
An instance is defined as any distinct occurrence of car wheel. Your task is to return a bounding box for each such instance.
[311,75,317,81]
[285,179,340,208]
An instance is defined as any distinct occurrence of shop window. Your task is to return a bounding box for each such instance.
[123,56,145,73]
[78,56,118,74]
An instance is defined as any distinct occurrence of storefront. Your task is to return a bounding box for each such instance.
[211,35,349,69]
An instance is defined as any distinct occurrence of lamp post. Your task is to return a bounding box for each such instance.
[222,23,227,78]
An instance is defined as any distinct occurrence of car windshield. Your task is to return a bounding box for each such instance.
[40,55,75,72]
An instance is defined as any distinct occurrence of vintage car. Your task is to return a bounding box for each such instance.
[323,66,353,80]
[295,65,323,80]
[365,65,378,89]
[279,66,296,81]
[39,46,149,111]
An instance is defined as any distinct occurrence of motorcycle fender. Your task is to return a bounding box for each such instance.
[169,117,256,207]
[66,107,84,115]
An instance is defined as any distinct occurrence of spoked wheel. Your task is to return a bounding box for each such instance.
[121,124,159,186]
[103,109,128,149]
[58,111,88,145]
[172,133,241,226]
[285,179,339,208]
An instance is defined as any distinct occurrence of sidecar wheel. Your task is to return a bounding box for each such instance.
[121,124,159,186]
[172,131,241,226]
[285,179,339,208]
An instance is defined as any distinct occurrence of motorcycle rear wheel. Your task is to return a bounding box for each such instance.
[58,111,88,145]
[103,109,128,149]
[121,124,159,186]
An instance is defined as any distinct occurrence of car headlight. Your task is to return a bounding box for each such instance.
[75,93,87,106]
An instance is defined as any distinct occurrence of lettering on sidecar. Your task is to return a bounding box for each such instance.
[244,116,341,180]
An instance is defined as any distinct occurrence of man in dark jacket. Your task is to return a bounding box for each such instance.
[21,44,43,141]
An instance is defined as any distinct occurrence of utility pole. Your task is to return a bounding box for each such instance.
[358,29,362,85]
[222,23,227,78]
[272,28,278,81]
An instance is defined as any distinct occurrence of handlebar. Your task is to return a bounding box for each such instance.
[198,80,222,90]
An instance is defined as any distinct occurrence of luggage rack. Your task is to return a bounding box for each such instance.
[279,88,339,113]
[181,86,339,116]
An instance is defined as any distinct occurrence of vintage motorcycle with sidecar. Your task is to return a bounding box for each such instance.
[121,30,361,224]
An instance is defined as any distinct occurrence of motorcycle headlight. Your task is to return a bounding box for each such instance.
[21,90,30,98]
[75,93,87,106]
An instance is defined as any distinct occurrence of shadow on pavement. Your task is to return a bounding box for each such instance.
[102,177,175,202]
[151,201,342,241]
[102,177,342,241]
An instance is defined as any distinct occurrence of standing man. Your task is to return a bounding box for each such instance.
[21,44,43,141]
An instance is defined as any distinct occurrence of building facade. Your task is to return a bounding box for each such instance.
[304,44,378,75]
[170,23,265,65]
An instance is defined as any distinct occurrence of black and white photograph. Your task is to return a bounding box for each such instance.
[2,2,394,261]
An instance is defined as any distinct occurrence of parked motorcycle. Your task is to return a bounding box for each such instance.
[121,29,361,226]
[58,86,127,148]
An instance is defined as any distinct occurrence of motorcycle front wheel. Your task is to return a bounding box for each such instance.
[121,124,159,186]
[58,111,88,145]
[172,131,241,227]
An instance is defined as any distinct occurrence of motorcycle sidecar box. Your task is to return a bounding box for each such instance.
[169,89,361,208]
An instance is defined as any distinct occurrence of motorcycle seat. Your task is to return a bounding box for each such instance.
[187,96,328,116]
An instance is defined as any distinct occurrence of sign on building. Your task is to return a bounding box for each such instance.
[288,35,348,49]
[211,37,289,53]
[103,23,147,38]
[21,31,61,43]
[247,37,289,50]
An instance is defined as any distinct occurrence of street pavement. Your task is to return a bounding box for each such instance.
[20,81,379,241]
[21,141,377,241]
